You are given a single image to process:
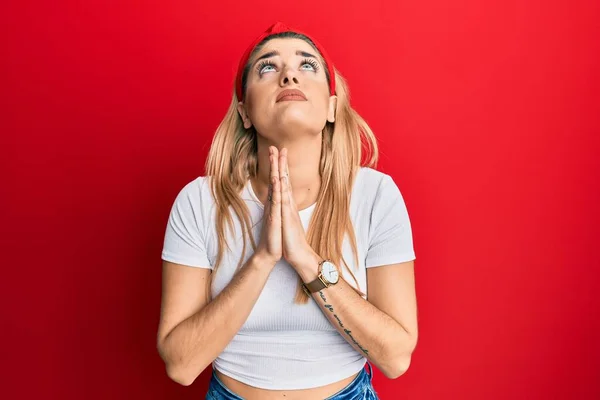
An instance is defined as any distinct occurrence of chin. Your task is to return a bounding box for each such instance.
[278,110,326,132]
[274,119,324,138]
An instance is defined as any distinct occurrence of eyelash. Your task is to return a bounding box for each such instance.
[302,58,320,71]
[256,58,320,75]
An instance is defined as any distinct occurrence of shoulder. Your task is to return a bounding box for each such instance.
[175,175,211,198]
[353,167,397,198]
[355,166,390,186]
[171,175,215,212]
[352,167,410,225]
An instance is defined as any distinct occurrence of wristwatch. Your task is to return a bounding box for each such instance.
[302,259,340,295]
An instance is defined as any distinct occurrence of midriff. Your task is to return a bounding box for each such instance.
[214,369,360,400]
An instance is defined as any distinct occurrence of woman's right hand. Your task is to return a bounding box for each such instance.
[254,146,283,267]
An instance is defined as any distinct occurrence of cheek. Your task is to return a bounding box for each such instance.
[244,88,264,116]
[244,90,273,131]
[245,76,272,104]
[313,94,331,116]
[310,79,331,104]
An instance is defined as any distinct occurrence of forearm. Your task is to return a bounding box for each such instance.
[297,255,416,379]
[162,254,273,385]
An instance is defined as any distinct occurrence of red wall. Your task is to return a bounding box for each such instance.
[2,1,599,398]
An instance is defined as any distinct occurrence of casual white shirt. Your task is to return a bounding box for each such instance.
[161,166,416,390]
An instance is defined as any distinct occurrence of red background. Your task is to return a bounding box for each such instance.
[2,0,599,398]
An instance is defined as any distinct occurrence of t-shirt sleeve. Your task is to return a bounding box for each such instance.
[365,174,416,268]
[161,178,213,269]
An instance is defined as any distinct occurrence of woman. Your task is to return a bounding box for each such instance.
[157,22,418,400]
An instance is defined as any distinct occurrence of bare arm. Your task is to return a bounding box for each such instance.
[157,254,273,386]
[158,148,284,386]
[274,148,418,378]
[297,256,418,379]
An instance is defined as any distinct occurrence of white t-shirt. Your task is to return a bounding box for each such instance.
[161,166,416,390]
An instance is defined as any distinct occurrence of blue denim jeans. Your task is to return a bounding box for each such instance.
[205,362,379,400]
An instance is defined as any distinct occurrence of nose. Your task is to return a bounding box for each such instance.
[279,66,299,87]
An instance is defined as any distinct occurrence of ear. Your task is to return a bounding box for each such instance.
[327,95,337,123]
[237,101,253,129]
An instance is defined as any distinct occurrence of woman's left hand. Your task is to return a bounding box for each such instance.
[278,148,317,270]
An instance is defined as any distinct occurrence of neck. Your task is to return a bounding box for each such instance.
[252,133,322,211]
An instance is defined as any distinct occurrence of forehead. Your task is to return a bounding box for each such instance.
[252,37,320,60]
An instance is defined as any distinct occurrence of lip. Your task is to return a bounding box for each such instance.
[276,89,307,102]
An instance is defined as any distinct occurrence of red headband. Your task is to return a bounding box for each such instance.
[235,22,336,101]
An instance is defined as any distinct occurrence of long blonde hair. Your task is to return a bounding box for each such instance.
[205,33,379,304]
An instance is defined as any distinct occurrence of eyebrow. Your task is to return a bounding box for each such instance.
[252,50,319,68]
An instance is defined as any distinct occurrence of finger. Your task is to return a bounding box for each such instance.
[284,148,292,194]
[270,148,281,221]
[270,146,279,185]
[279,148,290,208]
[271,170,281,222]
[264,178,272,215]
[281,148,295,209]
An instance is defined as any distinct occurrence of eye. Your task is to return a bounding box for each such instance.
[300,58,319,72]
[256,60,277,75]
[260,64,276,74]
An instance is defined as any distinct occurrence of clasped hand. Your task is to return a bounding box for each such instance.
[255,146,317,271]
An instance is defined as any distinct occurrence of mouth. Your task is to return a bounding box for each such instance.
[276,89,307,102]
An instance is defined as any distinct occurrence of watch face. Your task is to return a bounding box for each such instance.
[321,261,339,284]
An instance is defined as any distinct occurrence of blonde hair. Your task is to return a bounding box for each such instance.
[204,36,379,304]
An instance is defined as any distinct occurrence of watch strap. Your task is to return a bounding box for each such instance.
[303,276,328,294]
[302,259,333,295]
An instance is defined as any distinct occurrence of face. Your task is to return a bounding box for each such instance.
[237,38,337,140]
